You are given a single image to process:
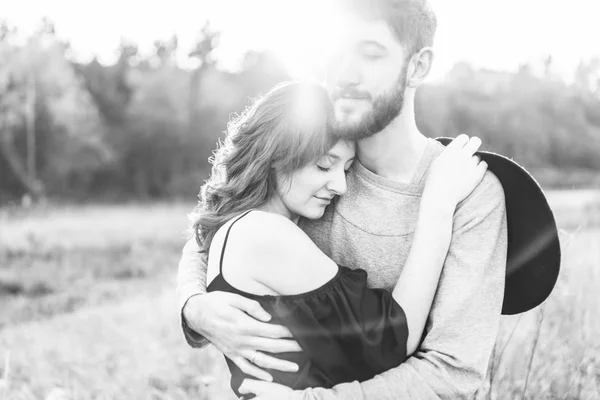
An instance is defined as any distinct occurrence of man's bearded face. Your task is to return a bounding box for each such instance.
[330,65,408,140]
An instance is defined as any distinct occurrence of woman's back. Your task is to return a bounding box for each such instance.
[206,210,409,398]
[207,209,339,297]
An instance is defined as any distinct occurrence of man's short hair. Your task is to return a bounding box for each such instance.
[343,0,437,54]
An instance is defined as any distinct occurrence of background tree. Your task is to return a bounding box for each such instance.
[1,18,599,204]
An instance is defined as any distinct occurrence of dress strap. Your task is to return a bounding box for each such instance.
[219,210,254,275]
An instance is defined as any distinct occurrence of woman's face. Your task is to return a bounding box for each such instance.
[276,140,356,221]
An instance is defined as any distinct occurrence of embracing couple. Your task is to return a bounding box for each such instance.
[177,1,560,399]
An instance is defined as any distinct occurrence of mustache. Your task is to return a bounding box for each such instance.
[332,87,372,101]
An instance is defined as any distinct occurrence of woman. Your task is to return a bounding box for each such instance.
[189,81,487,398]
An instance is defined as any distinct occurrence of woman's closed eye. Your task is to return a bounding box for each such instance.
[317,164,332,172]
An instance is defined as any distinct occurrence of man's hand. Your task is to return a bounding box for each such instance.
[239,379,297,400]
[183,291,302,381]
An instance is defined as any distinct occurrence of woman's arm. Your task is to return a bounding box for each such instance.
[391,198,454,356]
[392,135,487,355]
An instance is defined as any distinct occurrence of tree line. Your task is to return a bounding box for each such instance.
[1,20,599,204]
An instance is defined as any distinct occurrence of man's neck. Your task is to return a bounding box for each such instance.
[356,96,429,184]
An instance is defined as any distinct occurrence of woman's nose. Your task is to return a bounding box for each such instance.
[328,169,348,196]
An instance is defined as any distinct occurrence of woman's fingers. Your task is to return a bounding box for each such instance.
[232,356,273,382]
[448,133,469,149]
[478,160,488,176]
[462,136,482,155]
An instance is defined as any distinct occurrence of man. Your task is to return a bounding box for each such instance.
[177,0,507,398]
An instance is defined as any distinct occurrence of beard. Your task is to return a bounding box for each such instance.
[332,66,408,141]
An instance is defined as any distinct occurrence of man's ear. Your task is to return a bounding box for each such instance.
[406,47,435,88]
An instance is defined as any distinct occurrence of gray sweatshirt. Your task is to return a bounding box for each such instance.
[177,138,508,400]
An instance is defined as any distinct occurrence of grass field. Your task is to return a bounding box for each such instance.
[0,192,599,400]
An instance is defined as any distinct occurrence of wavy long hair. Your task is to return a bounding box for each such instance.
[189,81,337,254]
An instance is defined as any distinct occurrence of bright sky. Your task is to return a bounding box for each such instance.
[3,0,599,81]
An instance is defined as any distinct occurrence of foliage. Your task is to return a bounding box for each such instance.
[416,62,600,172]
[1,21,599,203]
[0,21,109,200]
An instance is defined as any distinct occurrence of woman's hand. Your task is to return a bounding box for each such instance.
[238,379,296,400]
[425,134,488,207]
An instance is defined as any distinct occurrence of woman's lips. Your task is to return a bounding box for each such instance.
[314,196,332,204]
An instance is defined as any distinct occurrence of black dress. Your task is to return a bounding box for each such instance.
[207,211,409,398]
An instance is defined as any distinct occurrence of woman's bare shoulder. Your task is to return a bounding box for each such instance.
[241,210,308,238]
[218,210,337,295]
[231,210,323,258]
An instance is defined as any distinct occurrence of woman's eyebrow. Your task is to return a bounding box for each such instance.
[328,153,355,163]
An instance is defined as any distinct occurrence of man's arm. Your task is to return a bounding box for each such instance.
[297,172,508,400]
[176,238,210,348]
[176,236,303,379]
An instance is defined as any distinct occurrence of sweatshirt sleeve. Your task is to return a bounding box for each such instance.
[295,171,508,400]
[176,238,210,348]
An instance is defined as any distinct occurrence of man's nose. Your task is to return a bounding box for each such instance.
[335,54,360,88]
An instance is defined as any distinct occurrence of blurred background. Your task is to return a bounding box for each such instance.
[0,0,599,399]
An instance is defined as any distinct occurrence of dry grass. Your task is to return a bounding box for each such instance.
[479,190,600,400]
[0,192,599,399]
[480,227,600,400]
[0,202,236,400]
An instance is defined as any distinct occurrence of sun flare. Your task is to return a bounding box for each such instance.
[213,0,344,78]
